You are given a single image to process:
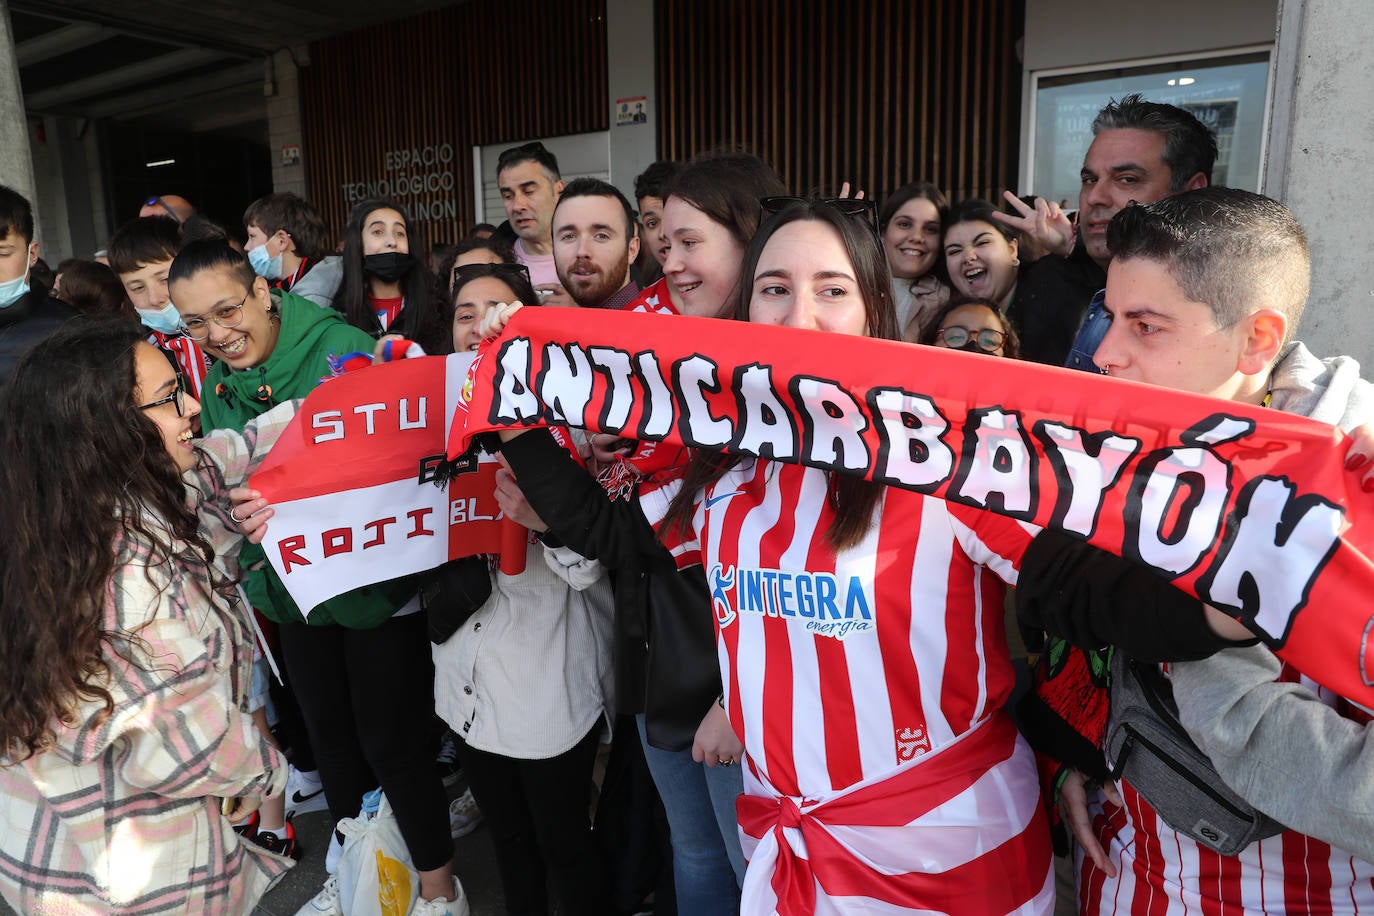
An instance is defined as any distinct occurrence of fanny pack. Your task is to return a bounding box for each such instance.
[1106,653,1284,856]
[419,555,492,644]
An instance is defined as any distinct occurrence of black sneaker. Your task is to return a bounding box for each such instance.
[436,728,462,787]
[251,819,299,859]
[231,809,259,839]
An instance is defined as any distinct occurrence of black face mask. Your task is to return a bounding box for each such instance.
[959,341,988,354]
[363,251,416,282]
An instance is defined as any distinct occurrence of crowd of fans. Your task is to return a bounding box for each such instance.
[1,90,1372,916]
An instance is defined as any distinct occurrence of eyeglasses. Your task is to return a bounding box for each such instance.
[936,325,1007,353]
[760,196,880,235]
[451,261,531,295]
[179,295,248,340]
[138,370,188,417]
[145,196,183,224]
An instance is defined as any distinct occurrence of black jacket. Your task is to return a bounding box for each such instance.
[1009,242,1106,367]
[0,289,77,383]
[499,430,722,751]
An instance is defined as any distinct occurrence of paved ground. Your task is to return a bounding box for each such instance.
[257,776,503,916]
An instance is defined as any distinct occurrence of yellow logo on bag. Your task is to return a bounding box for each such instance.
[374,849,413,916]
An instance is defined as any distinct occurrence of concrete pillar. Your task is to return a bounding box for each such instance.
[1263,0,1374,367]
[0,2,40,249]
[30,116,71,261]
[605,0,657,203]
[83,125,109,252]
[267,46,308,198]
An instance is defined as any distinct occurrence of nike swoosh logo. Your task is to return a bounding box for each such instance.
[704,490,745,510]
[290,787,324,804]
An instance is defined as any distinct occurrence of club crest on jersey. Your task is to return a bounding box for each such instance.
[709,563,873,639]
[459,353,482,409]
[895,724,932,762]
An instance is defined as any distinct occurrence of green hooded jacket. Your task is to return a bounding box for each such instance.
[201,289,417,627]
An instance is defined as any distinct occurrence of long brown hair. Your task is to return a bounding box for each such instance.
[0,321,218,760]
[663,201,898,551]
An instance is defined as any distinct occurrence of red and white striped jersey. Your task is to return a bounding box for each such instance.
[148,329,212,400]
[622,276,678,315]
[692,459,1052,913]
[1079,666,1374,914]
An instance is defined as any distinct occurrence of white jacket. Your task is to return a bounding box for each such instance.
[433,541,615,759]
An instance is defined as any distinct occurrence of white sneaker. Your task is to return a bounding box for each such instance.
[323,825,345,875]
[411,877,470,916]
[293,874,342,916]
[284,766,329,819]
[448,788,482,839]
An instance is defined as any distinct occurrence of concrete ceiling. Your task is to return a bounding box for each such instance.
[10,0,459,131]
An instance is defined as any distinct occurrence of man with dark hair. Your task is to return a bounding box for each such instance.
[1041,187,1374,912]
[108,216,213,398]
[1000,93,1216,366]
[0,184,75,381]
[551,178,641,310]
[242,192,342,309]
[497,141,570,306]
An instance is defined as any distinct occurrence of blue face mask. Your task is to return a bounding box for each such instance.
[137,301,183,334]
[0,265,30,309]
[248,243,283,280]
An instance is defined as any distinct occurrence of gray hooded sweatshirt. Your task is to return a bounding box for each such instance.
[1170,341,1374,861]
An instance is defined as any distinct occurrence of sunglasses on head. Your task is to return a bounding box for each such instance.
[760,196,879,235]
[451,261,532,297]
[145,196,183,224]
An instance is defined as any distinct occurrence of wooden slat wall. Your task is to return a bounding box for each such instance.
[656,0,1023,204]
[299,1,607,248]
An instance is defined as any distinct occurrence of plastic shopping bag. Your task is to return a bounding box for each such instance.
[335,790,420,916]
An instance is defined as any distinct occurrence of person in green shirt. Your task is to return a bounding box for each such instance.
[169,240,460,912]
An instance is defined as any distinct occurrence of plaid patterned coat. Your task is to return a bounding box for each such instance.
[0,403,297,915]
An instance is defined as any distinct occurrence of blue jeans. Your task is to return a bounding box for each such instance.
[635,715,744,913]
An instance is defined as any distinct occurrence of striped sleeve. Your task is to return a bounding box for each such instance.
[946,502,1041,587]
[158,334,212,400]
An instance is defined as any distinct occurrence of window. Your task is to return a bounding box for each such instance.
[1026,49,1271,208]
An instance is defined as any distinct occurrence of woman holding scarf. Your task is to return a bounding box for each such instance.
[491,153,787,915]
